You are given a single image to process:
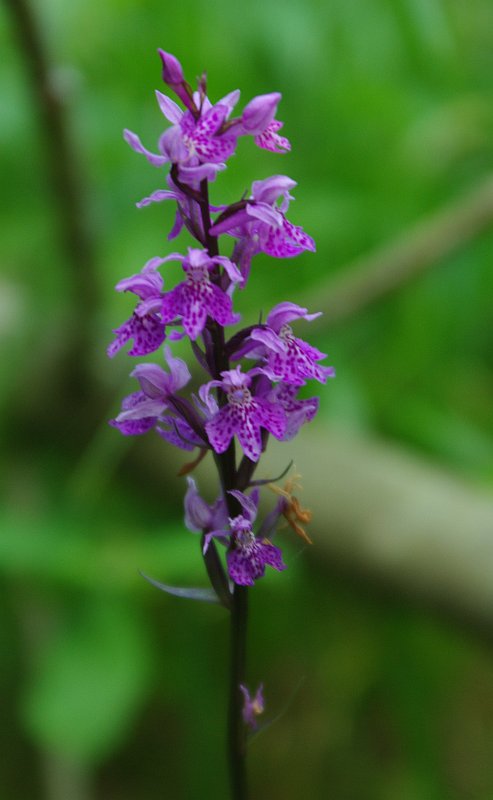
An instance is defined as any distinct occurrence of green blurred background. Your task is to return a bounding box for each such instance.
[2,0,493,797]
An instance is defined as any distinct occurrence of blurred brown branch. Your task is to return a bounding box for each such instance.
[301,173,493,331]
[250,430,493,642]
[5,0,98,404]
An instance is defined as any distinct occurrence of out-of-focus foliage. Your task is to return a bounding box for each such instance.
[1,0,493,797]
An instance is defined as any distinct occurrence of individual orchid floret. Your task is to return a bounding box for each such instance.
[210,175,315,283]
[158,96,239,165]
[199,490,286,584]
[124,87,239,178]
[240,684,265,730]
[107,257,168,358]
[160,248,242,340]
[184,476,215,531]
[239,93,281,136]
[224,91,290,154]
[200,366,286,462]
[184,477,228,534]
[246,302,335,386]
[226,490,286,585]
[110,346,191,435]
[238,94,290,153]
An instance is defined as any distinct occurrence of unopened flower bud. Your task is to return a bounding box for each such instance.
[240,684,264,730]
[157,49,197,114]
[158,49,184,86]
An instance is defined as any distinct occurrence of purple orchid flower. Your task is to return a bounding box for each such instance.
[110,346,191,435]
[107,256,169,358]
[239,683,265,730]
[125,52,291,186]
[241,96,291,153]
[226,490,286,586]
[227,92,291,153]
[209,175,315,284]
[184,477,228,534]
[158,50,289,152]
[244,302,335,386]
[200,366,287,462]
[159,248,242,340]
[123,87,240,182]
[201,489,286,585]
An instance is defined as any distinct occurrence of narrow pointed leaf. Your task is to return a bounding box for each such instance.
[249,460,294,487]
[140,572,220,604]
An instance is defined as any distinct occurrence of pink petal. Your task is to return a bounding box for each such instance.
[194,103,228,138]
[161,286,182,323]
[254,399,286,440]
[282,218,316,252]
[206,407,235,454]
[234,409,263,462]
[136,189,178,208]
[194,133,238,163]
[155,90,183,124]
[180,288,208,340]
[123,129,168,166]
[207,284,236,327]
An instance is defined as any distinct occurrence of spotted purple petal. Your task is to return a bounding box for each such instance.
[195,133,238,163]
[194,103,229,138]
[255,120,291,153]
[282,218,316,252]
[107,313,165,358]
[205,406,236,455]
[254,399,287,440]
[227,539,286,586]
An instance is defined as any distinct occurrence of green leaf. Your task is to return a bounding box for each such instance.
[140,571,220,604]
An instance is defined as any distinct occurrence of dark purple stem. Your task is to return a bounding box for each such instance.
[197,178,249,800]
